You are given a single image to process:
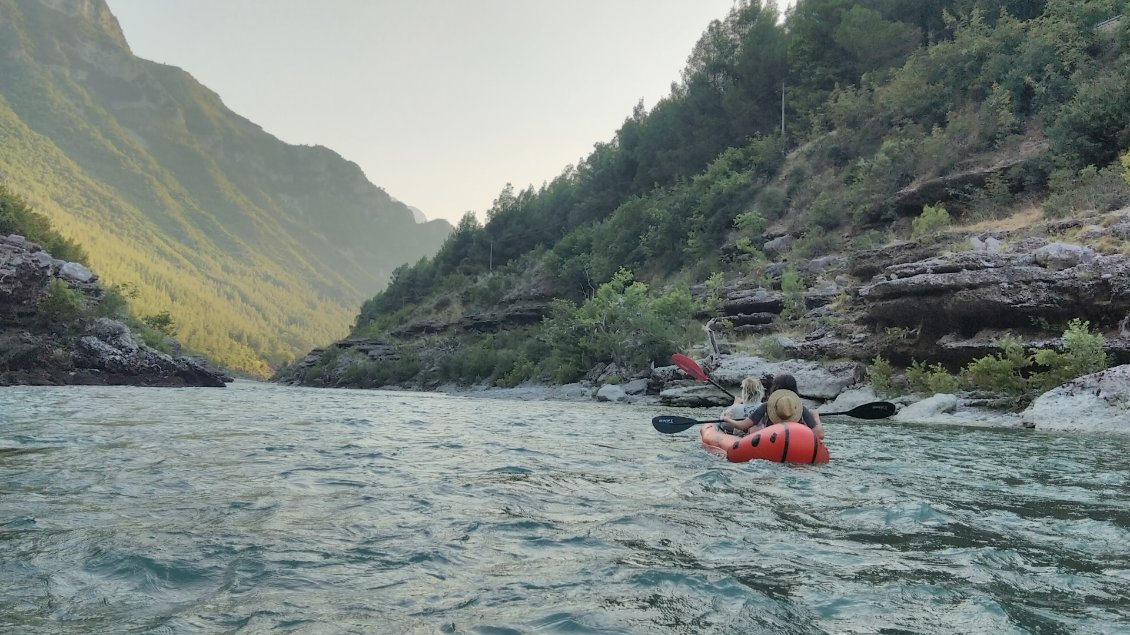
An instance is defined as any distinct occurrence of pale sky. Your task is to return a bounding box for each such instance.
[105,0,755,225]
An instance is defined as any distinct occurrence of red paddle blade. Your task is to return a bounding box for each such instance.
[671,354,709,382]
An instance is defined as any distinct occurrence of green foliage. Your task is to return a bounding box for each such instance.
[779,268,807,320]
[141,311,178,337]
[92,282,136,319]
[906,359,960,395]
[38,278,83,327]
[733,210,767,235]
[808,192,845,230]
[136,324,174,354]
[703,271,726,317]
[1123,149,1130,184]
[960,335,1029,394]
[496,355,536,388]
[0,186,87,264]
[952,321,1108,396]
[1042,163,1130,218]
[1029,318,1109,390]
[911,204,951,240]
[869,355,894,397]
[539,268,696,378]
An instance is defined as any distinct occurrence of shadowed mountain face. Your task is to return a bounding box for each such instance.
[0,0,451,375]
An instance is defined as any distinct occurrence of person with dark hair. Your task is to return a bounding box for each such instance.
[721,373,824,439]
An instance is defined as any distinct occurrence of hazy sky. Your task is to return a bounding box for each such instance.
[105,0,754,225]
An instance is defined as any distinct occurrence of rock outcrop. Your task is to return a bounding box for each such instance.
[1020,365,1130,431]
[0,234,228,387]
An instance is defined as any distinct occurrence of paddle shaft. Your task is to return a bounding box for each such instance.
[651,400,896,434]
[671,354,736,400]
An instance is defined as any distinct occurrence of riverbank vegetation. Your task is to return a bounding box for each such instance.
[1,186,181,352]
[870,319,1110,399]
[281,0,1130,394]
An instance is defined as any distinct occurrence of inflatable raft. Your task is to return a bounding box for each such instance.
[700,421,830,464]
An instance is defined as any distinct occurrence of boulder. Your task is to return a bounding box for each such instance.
[1020,365,1130,432]
[710,356,864,400]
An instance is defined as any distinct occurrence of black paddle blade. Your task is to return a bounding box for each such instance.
[652,415,725,434]
[822,401,897,419]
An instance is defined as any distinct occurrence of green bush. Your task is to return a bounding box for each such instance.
[142,310,177,337]
[93,282,137,319]
[703,272,726,317]
[779,268,807,320]
[538,268,697,377]
[911,203,951,240]
[960,335,1028,394]
[38,278,84,328]
[496,355,536,388]
[0,186,88,265]
[906,359,959,395]
[1029,318,1108,390]
[1043,163,1130,218]
[733,210,767,235]
[809,192,846,230]
[869,355,894,396]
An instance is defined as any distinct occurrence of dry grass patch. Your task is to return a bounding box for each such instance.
[956,205,1043,233]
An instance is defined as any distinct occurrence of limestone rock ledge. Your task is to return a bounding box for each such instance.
[0,234,228,387]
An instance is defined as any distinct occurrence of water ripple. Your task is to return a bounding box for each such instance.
[1,382,1128,633]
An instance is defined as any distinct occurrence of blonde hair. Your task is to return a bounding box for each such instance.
[740,377,764,404]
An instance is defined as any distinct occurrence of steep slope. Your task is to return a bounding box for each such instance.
[277,0,1130,390]
[0,0,451,375]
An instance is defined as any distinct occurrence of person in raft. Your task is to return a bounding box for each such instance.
[721,374,824,439]
[721,376,765,422]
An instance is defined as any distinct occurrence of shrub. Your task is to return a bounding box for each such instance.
[754,186,788,219]
[733,210,767,235]
[1043,163,1130,218]
[538,268,697,378]
[1029,318,1108,390]
[906,359,959,395]
[809,192,846,230]
[910,203,951,240]
[703,272,726,317]
[142,311,177,337]
[93,282,137,319]
[779,268,807,320]
[960,335,1028,394]
[38,278,84,328]
[869,355,894,396]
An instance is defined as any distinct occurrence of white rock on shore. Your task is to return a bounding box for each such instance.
[1020,365,1130,432]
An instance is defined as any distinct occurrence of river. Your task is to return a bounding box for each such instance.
[1,381,1128,634]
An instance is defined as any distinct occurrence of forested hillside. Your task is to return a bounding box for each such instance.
[0,0,451,375]
[282,0,1130,390]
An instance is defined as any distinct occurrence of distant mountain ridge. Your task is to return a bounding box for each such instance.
[0,0,451,375]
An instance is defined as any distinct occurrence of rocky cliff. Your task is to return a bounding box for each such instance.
[0,233,228,386]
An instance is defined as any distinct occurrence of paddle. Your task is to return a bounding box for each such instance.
[671,353,737,400]
[651,401,898,434]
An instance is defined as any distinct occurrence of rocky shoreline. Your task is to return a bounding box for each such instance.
[0,234,229,387]
[432,359,1130,433]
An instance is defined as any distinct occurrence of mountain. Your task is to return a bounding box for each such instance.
[275,0,1130,391]
[0,0,451,375]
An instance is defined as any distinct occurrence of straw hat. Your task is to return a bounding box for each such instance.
[766,389,803,424]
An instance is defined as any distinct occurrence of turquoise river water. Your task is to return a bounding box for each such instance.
[1,381,1128,634]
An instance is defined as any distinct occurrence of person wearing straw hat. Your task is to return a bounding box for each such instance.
[722,374,824,439]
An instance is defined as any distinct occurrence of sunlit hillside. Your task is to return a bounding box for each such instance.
[0,0,452,375]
